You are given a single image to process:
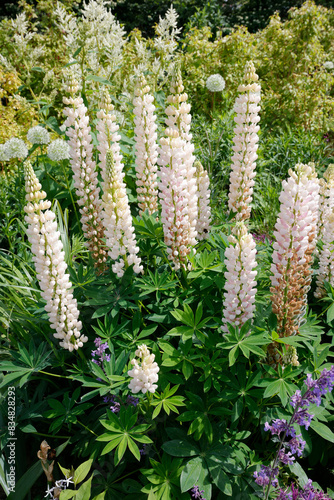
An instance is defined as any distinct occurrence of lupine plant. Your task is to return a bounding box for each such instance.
[0,12,334,500]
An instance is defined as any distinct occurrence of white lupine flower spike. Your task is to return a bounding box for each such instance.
[63,73,107,269]
[96,90,142,277]
[158,70,198,270]
[195,160,212,240]
[318,164,334,242]
[23,161,87,351]
[128,345,159,394]
[222,222,257,334]
[315,211,334,298]
[133,75,159,215]
[228,61,261,221]
[102,150,143,278]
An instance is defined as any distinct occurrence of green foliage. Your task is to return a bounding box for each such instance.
[0,1,333,498]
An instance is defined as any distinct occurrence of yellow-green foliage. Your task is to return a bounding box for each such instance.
[0,66,37,142]
[0,0,333,136]
[183,1,334,132]
[256,2,334,131]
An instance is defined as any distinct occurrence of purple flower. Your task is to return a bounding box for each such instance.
[255,367,334,494]
[191,485,206,500]
[278,449,295,465]
[139,444,148,457]
[110,402,120,413]
[275,480,332,499]
[126,395,139,407]
[91,338,111,366]
[254,465,279,487]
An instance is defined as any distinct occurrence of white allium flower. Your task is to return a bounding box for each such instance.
[324,61,334,70]
[206,74,226,92]
[47,139,70,161]
[101,150,143,277]
[23,161,87,352]
[5,137,28,160]
[228,61,261,221]
[195,160,211,240]
[133,75,159,215]
[315,211,334,298]
[128,344,159,394]
[27,125,50,145]
[0,144,10,162]
[63,74,107,268]
[270,163,319,337]
[222,222,257,333]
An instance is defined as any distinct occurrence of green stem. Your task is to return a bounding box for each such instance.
[61,160,80,228]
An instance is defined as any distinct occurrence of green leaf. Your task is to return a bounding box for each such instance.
[115,436,128,464]
[180,456,203,493]
[59,491,77,500]
[289,462,309,487]
[92,493,106,500]
[162,440,199,457]
[207,459,232,496]
[85,74,112,85]
[263,379,282,399]
[127,437,141,461]
[75,476,93,500]
[73,459,93,485]
[228,346,239,366]
[310,421,334,443]
[327,302,334,323]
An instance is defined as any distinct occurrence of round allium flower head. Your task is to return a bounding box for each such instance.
[206,74,226,92]
[324,61,334,70]
[128,344,159,394]
[5,137,28,160]
[47,139,70,161]
[0,144,10,162]
[27,125,50,145]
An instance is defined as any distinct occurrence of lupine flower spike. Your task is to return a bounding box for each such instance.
[96,88,117,180]
[63,73,107,269]
[194,160,211,240]
[228,61,261,221]
[315,211,334,298]
[133,75,159,215]
[222,221,257,333]
[270,164,319,333]
[158,71,197,270]
[269,163,319,365]
[101,150,143,277]
[24,161,87,351]
[166,70,198,249]
[128,344,159,394]
[317,164,334,242]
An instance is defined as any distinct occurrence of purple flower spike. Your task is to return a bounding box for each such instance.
[191,485,206,500]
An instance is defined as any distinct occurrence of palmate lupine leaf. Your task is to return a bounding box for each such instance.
[97,406,152,465]
[217,321,270,366]
[151,384,186,419]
